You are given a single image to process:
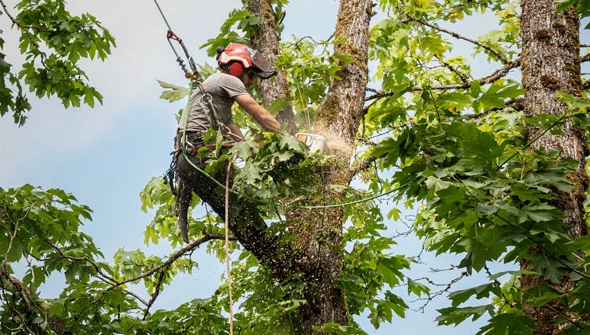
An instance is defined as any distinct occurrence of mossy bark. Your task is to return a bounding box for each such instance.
[520,0,589,333]
[285,0,373,333]
[246,0,298,135]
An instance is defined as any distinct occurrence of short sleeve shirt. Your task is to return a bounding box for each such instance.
[178,73,249,133]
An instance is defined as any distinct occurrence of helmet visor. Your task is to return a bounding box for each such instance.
[246,49,276,79]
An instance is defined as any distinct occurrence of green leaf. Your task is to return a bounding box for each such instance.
[477,314,536,335]
[157,80,189,103]
[266,98,290,114]
[448,283,500,307]
[525,254,566,283]
[436,304,494,326]
[0,57,11,73]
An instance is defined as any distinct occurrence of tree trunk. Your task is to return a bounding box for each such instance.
[520,0,589,333]
[246,0,298,135]
[286,0,373,333]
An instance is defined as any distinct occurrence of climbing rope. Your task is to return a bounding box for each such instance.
[152,0,180,59]
[224,158,235,335]
[153,0,200,81]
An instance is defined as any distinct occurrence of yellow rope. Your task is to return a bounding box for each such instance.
[224,158,235,335]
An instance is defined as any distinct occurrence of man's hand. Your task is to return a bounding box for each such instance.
[235,94,281,132]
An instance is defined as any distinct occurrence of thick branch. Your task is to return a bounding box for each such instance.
[581,54,590,63]
[411,15,511,64]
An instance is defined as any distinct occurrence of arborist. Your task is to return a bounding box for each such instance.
[174,43,282,243]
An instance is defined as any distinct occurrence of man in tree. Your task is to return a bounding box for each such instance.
[175,43,281,243]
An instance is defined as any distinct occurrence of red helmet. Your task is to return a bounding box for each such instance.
[216,43,276,79]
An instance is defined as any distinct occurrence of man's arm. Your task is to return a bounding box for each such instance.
[234,94,281,132]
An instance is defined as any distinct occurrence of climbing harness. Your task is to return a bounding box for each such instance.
[198,82,223,132]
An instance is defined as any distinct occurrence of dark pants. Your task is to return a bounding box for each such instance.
[175,146,270,247]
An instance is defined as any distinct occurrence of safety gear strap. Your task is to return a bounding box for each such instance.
[198,83,223,131]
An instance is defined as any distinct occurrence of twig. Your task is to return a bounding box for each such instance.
[225,158,235,335]
[412,271,468,312]
[495,110,571,172]
[581,54,590,63]
[0,267,42,334]
[438,58,470,83]
[143,267,169,319]
[484,265,515,309]
[428,86,442,124]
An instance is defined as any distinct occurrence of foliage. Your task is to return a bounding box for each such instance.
[0,0,115,126]
[4,0,590,334]
[276,37,351,131]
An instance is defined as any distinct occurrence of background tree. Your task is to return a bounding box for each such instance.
[4,0,590,334]
[0,0,114,126]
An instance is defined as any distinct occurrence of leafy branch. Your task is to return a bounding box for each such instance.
[409,15,511,64]
[365,58,520,102]
[0,0,47,66]
[411,270,468,313]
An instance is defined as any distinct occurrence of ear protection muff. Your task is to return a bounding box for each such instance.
[228,62,245,77]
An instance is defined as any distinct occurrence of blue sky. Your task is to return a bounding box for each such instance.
[2,1,587,334]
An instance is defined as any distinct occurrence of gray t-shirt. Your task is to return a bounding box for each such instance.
[178,72,249,133]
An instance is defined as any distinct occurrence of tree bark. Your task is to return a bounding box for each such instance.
[520,0,589,333]
[246,0,298,135]
[286,0,373,333]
